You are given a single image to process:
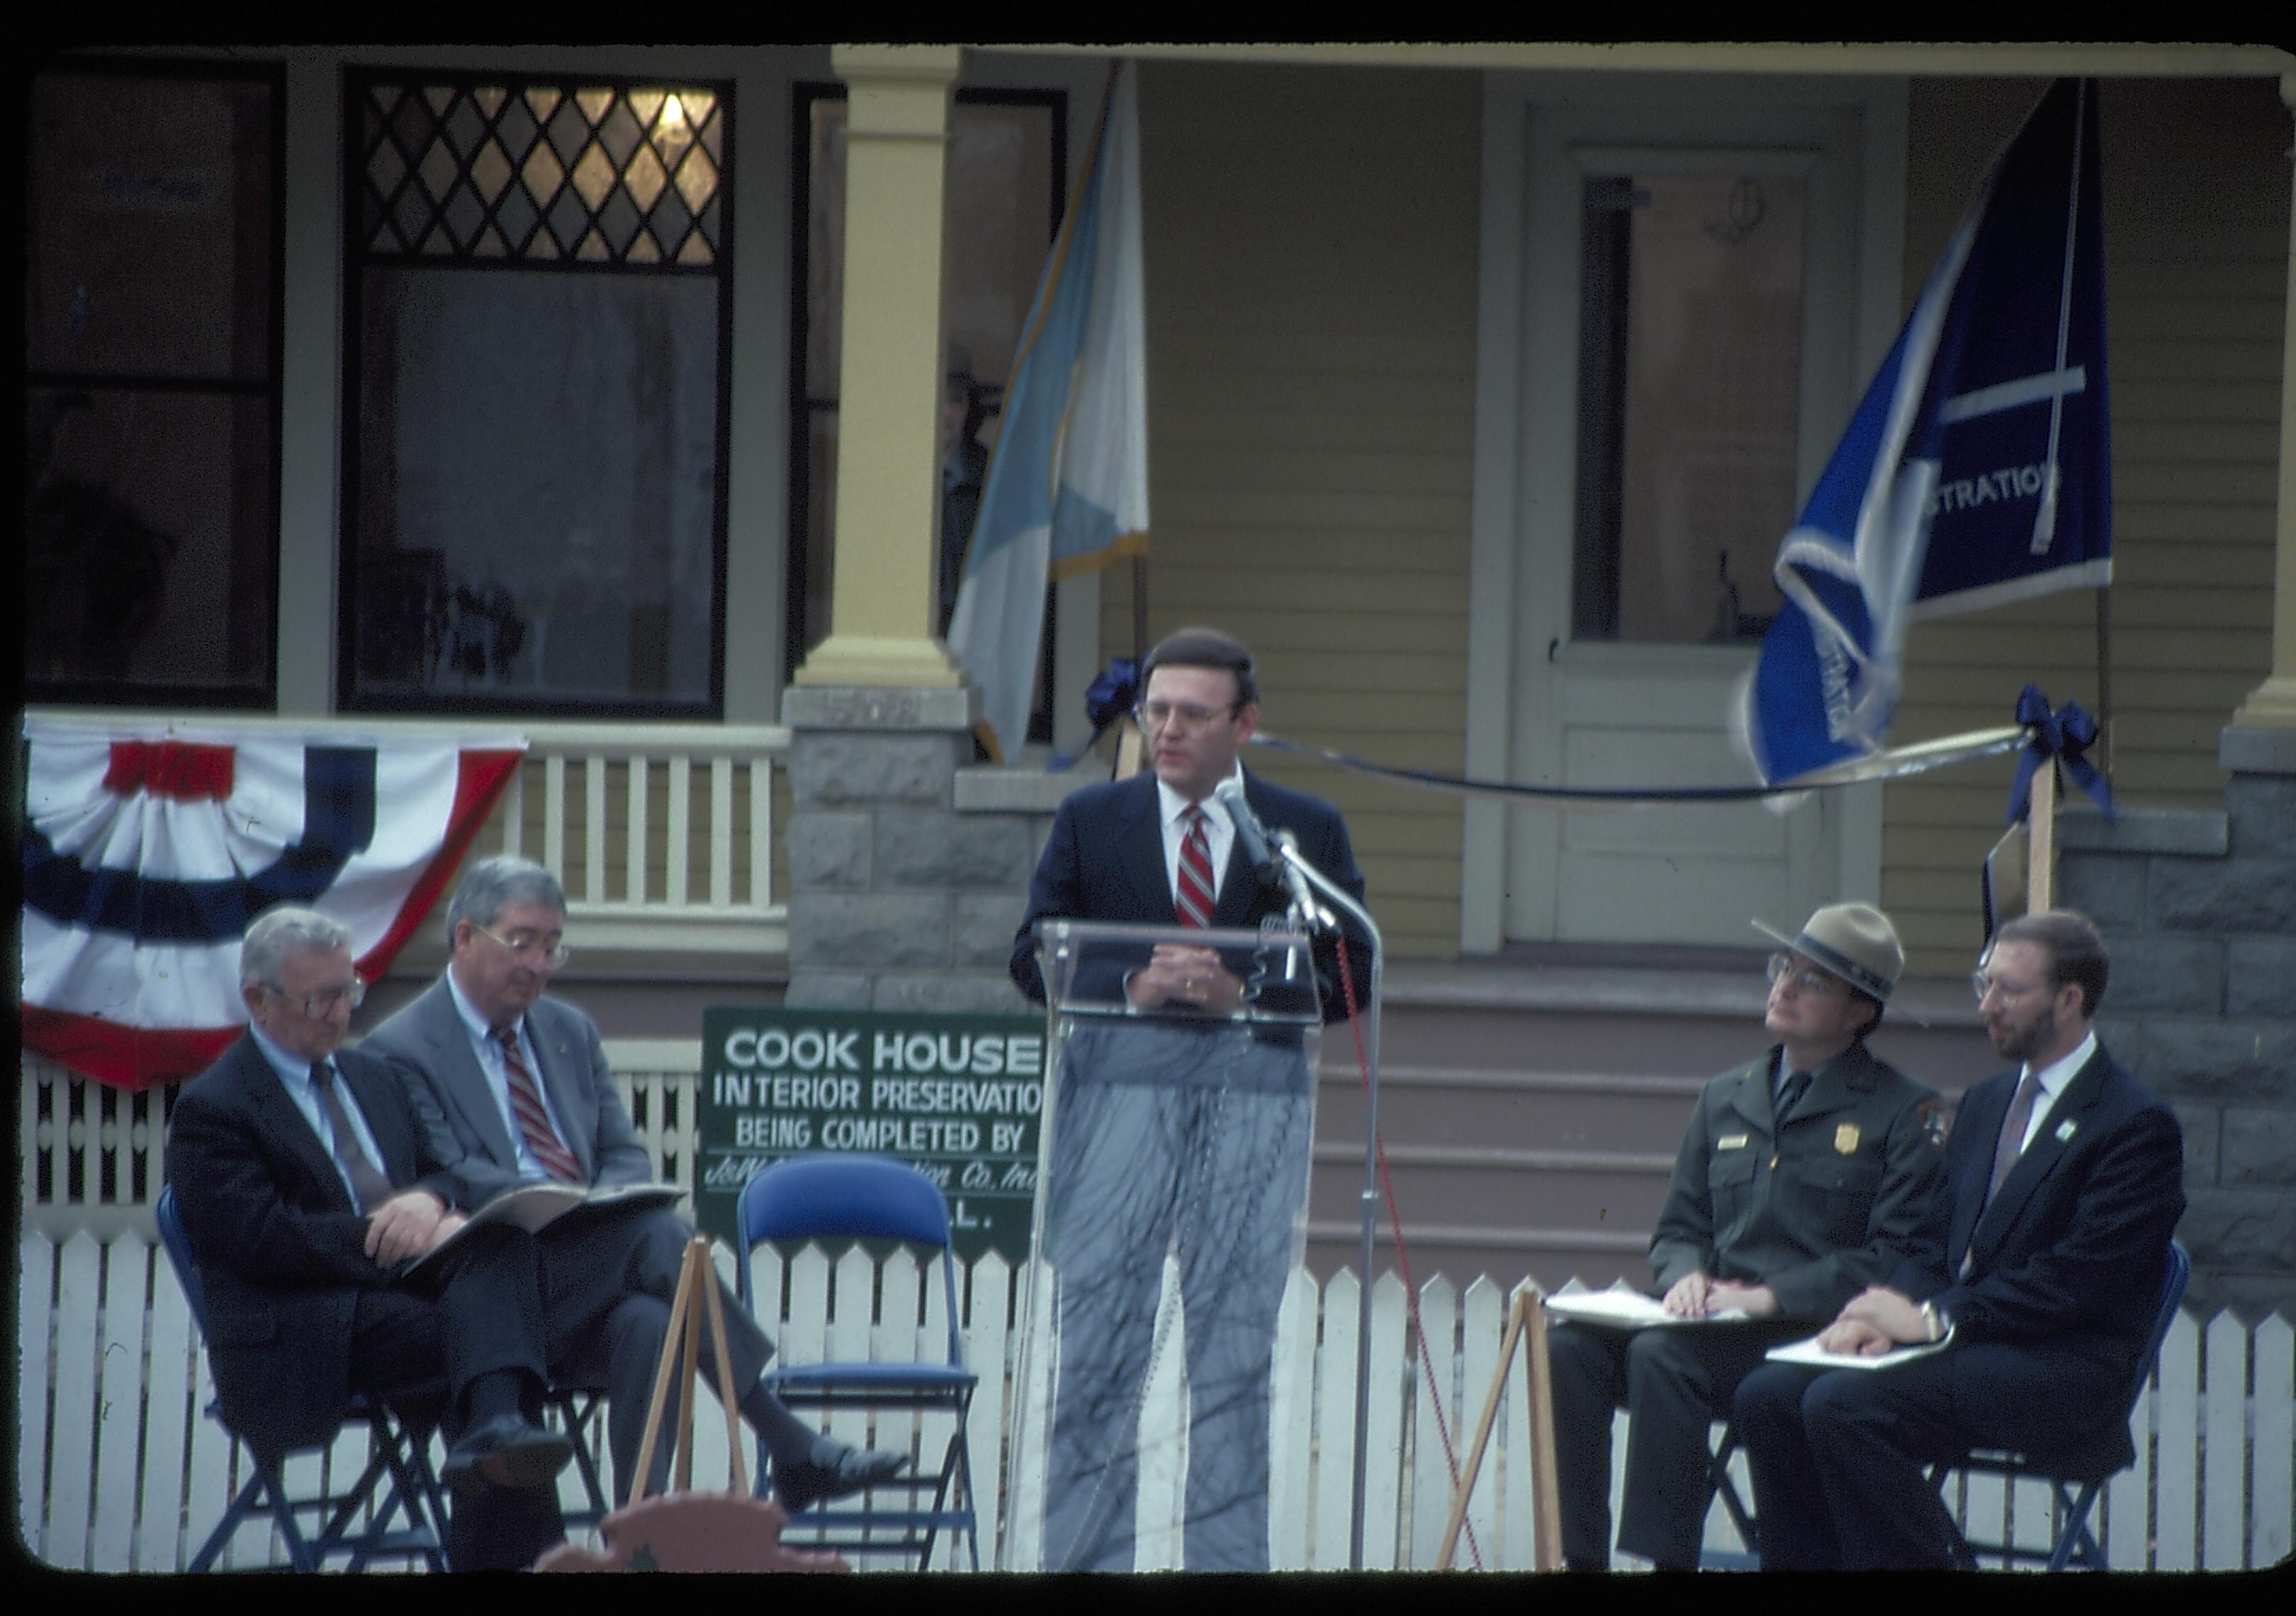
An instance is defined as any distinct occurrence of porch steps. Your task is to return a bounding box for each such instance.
[1300,948,1997,1292]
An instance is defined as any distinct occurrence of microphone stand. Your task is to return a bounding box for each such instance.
[1267,836,1383,1573]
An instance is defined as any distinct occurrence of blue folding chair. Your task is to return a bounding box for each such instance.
[1930,1240,2190,1571]
[157,1184,451,1572]
[736,1154,980,1570]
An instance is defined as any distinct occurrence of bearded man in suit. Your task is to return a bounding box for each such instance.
[363,855,900,1511]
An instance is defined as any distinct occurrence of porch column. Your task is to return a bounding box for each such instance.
[792,43,966,690]
[2226,72,2296,734]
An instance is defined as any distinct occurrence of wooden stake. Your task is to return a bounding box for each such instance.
[2027,759,2058,913]
[1437,1286,1563,1571]
[630,1235,702,1503]
[628,1238,747,1503]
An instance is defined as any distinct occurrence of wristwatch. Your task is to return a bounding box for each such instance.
[1920,1300,1954,1343]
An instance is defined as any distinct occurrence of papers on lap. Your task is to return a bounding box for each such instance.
[405,1181,683,1272]
[1765,1332,1952,1371]
[1541,1279,1752,1328]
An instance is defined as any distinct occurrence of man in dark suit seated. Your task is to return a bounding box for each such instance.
[363,855,900,1512]
[1011,624,1371,1572]
[164,906,574,1572]
[1732,909,2186,1570]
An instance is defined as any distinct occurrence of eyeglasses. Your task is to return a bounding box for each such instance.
[267,977,366,1017]
[1970,971,2044,1006]
[473,924,572,969]
[1132,699,1243,733]
[1766,953,1842,997]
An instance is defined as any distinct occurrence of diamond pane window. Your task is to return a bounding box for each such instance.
[342,71,733,717]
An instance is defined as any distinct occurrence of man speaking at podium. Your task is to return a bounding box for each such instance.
[1012,625,1368,1571]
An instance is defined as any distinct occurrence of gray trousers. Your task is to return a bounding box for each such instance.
[538,1203,775,1503]
[1040,1027,1311,1572]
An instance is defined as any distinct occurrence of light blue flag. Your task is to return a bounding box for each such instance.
[948,64,1149,763]
[1742,79,2110,785]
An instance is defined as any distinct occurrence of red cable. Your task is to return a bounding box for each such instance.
[1334,931,1483,1571]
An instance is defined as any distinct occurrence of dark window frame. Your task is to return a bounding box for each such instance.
[336,64,737,720]
[786,82,1067,741]
[24,53,287,711]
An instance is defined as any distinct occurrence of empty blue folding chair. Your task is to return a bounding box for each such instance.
[1929,1240,2190,1571]
[736,1154,980,1570]
[157,1184,450,1572]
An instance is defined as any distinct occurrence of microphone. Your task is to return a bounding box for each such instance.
[1214,779,1328,931]
[1213,778,1278,872]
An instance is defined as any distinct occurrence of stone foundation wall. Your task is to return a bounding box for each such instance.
[2058,726,2296,1321]
[780,685,1087,1016]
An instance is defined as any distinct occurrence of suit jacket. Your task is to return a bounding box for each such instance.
[163,1037,466,1456]
[1648,1041,1947,1321]
[1009,767,1370,1021]
[360,977,651,1206]
[1895,1040,2184,1384]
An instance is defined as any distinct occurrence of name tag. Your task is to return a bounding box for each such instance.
[1718,1133,1750,1150]
[1835,1123,1862,1154]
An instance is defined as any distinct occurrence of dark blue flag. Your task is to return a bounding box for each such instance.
[1743,79,2110,784]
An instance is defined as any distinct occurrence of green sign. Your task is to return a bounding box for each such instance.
[695,1006,1046,1264]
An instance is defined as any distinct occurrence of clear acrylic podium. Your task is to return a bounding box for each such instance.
[1002,919,1323,1572]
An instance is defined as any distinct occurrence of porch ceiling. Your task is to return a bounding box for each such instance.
[986,42,2294,79]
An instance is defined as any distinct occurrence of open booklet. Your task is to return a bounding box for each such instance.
[1764,1332,1952,1371]
[1541,1279,1752,1328]
[404,1180,685,1272]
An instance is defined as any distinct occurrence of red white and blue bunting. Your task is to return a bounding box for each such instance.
[20,719,524,1089]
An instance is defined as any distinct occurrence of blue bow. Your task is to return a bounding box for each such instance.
[2005,683,2115,825]
[1047,657,1142,773]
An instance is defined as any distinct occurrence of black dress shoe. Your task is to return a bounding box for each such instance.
[772,1434,907,1513]
[442,1412,575,1493]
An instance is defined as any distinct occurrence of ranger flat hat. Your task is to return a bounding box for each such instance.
[1752,902,1904,1002]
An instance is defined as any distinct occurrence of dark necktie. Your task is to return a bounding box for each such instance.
[1176,806,1215,928]
[1985,1068,2045,1206]
[1964,1067,2044,1276]
[310,1062,394,1213]
[497,1025,582,1184]
[1775,1067,1811,1126]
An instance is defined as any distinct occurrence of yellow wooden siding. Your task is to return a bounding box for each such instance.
[1881,77,2289,975]
[1105,62,1482,959]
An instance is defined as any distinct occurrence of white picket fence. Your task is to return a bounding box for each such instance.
[17,1226,2294,1573]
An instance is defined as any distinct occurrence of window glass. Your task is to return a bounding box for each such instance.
[340,74,730,714]
[1574,171,1805,644]
[25,64,280,703]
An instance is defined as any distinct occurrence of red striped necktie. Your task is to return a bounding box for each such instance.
[497,1025,582,1184]
[1176,804,1215,928]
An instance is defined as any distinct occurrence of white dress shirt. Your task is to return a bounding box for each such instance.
[1155,768,1247,913]
[249,1024,388,1206]
[446,968,571,1183]
[2015,1029,2098,1153]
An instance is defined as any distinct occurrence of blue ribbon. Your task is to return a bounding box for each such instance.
[2005,683,2115,825]
[1047,656,1142,773]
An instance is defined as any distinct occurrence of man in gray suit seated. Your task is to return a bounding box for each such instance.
[364,855,901,1510]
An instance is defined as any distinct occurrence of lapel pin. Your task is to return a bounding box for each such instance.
[2055,1118,2077,1143]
